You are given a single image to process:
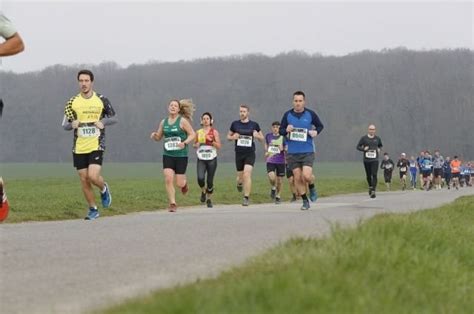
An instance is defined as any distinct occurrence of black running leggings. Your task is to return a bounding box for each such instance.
[197,158,217,193]
[364,161,379,190]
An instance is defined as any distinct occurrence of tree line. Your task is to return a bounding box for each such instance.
[0,48,472,163]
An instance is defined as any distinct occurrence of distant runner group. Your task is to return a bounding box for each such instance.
[357,125,473,198]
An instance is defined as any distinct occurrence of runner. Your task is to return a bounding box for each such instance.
[227,105,264,206]
[461,162,472,187]
[356,124,383,198]
[0,12,25,222]
[62,70,117,220]
[409,155,418,190]
[416,151,426,189]
[279,91,324,210]
[264,121,287,204]
[450,156,461,190]
[194,112,221,208]
[380,153,395,191]
[442,156,451,189]
[420,152,433,191]
[432,150,444,190]
[396,152,409,191]
[151,99,195,212]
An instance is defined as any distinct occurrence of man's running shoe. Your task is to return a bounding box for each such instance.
[237,183,243,193]
[370,190,376,199]
[200,192,206,203]
[85,208,99,220]
[242,197,249,206]
[275,197,281,204]
[101,182,112,208]
[206,199,213,208]
[181,183,189,195]
[169,203,177,212]
[309,188,318,202]
[301,199,310,210]
[270,188,276,200]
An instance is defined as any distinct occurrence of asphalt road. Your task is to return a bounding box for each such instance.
[1,187,473,314]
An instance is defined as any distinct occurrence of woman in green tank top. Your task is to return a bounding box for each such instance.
[150,99,195,212]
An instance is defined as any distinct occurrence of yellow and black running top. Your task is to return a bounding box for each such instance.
[62,92,117,154]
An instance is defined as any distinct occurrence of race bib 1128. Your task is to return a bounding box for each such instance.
[78,126,99,138]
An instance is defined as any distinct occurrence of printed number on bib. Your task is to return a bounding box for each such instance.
[289,128,307,142]
[197,145,217,161]
[400,167,407,172]
[268,146,281,154]
[365,150,377,159]
[237,135,253,147]
[385,164,393,169]
[164,137,182,151]
[78,126,99,138]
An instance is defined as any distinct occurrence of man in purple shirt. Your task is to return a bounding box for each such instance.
[265,121,287,204]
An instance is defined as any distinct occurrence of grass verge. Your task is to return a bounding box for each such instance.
[101,196,474,314]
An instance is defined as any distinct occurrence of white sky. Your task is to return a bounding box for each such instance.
[1,0,472,73]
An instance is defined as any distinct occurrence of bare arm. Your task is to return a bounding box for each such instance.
[150,120,164,141]
[213,130,222,150]
[0,33,24,57]
[227,130,238,141]
[180,118,196,145]
[253,130,265,143]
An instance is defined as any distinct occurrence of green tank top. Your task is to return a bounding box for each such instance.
[163,116,188,157]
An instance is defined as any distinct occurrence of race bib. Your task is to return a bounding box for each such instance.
[385,164,393,169]
[78,126,99,138]
[453,167,460,172]
[365,150,377,159]
[400,167,407,172]
[197,145,217,161]
[289,128,308,142]
[164,137,182,151]
[237,135,252,147]
[268,145,281,154]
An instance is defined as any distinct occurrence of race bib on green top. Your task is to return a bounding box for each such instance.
[289,128,307,142]
[197,145,217,161]
[78,126,99,138]
[268,145,281,154]
[237,135,252,147]
[164,137,182,151]
[365,150,377,159]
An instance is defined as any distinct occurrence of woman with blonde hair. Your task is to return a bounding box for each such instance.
[150,99,196,212]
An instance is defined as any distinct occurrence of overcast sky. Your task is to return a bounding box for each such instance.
[0,1,472,73]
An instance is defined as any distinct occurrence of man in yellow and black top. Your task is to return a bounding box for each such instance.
[62,69,117,220]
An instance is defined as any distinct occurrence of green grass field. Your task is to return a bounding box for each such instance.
[101,195,474,314]
[2,162,407,222]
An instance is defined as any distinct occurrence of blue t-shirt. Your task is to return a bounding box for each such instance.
[229,120,261,153]
[279,108,324,154]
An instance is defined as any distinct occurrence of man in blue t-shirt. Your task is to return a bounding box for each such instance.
[279,91,324,210]
[227,104,264,206]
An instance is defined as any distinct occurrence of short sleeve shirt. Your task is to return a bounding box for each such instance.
[0,13,17,39]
